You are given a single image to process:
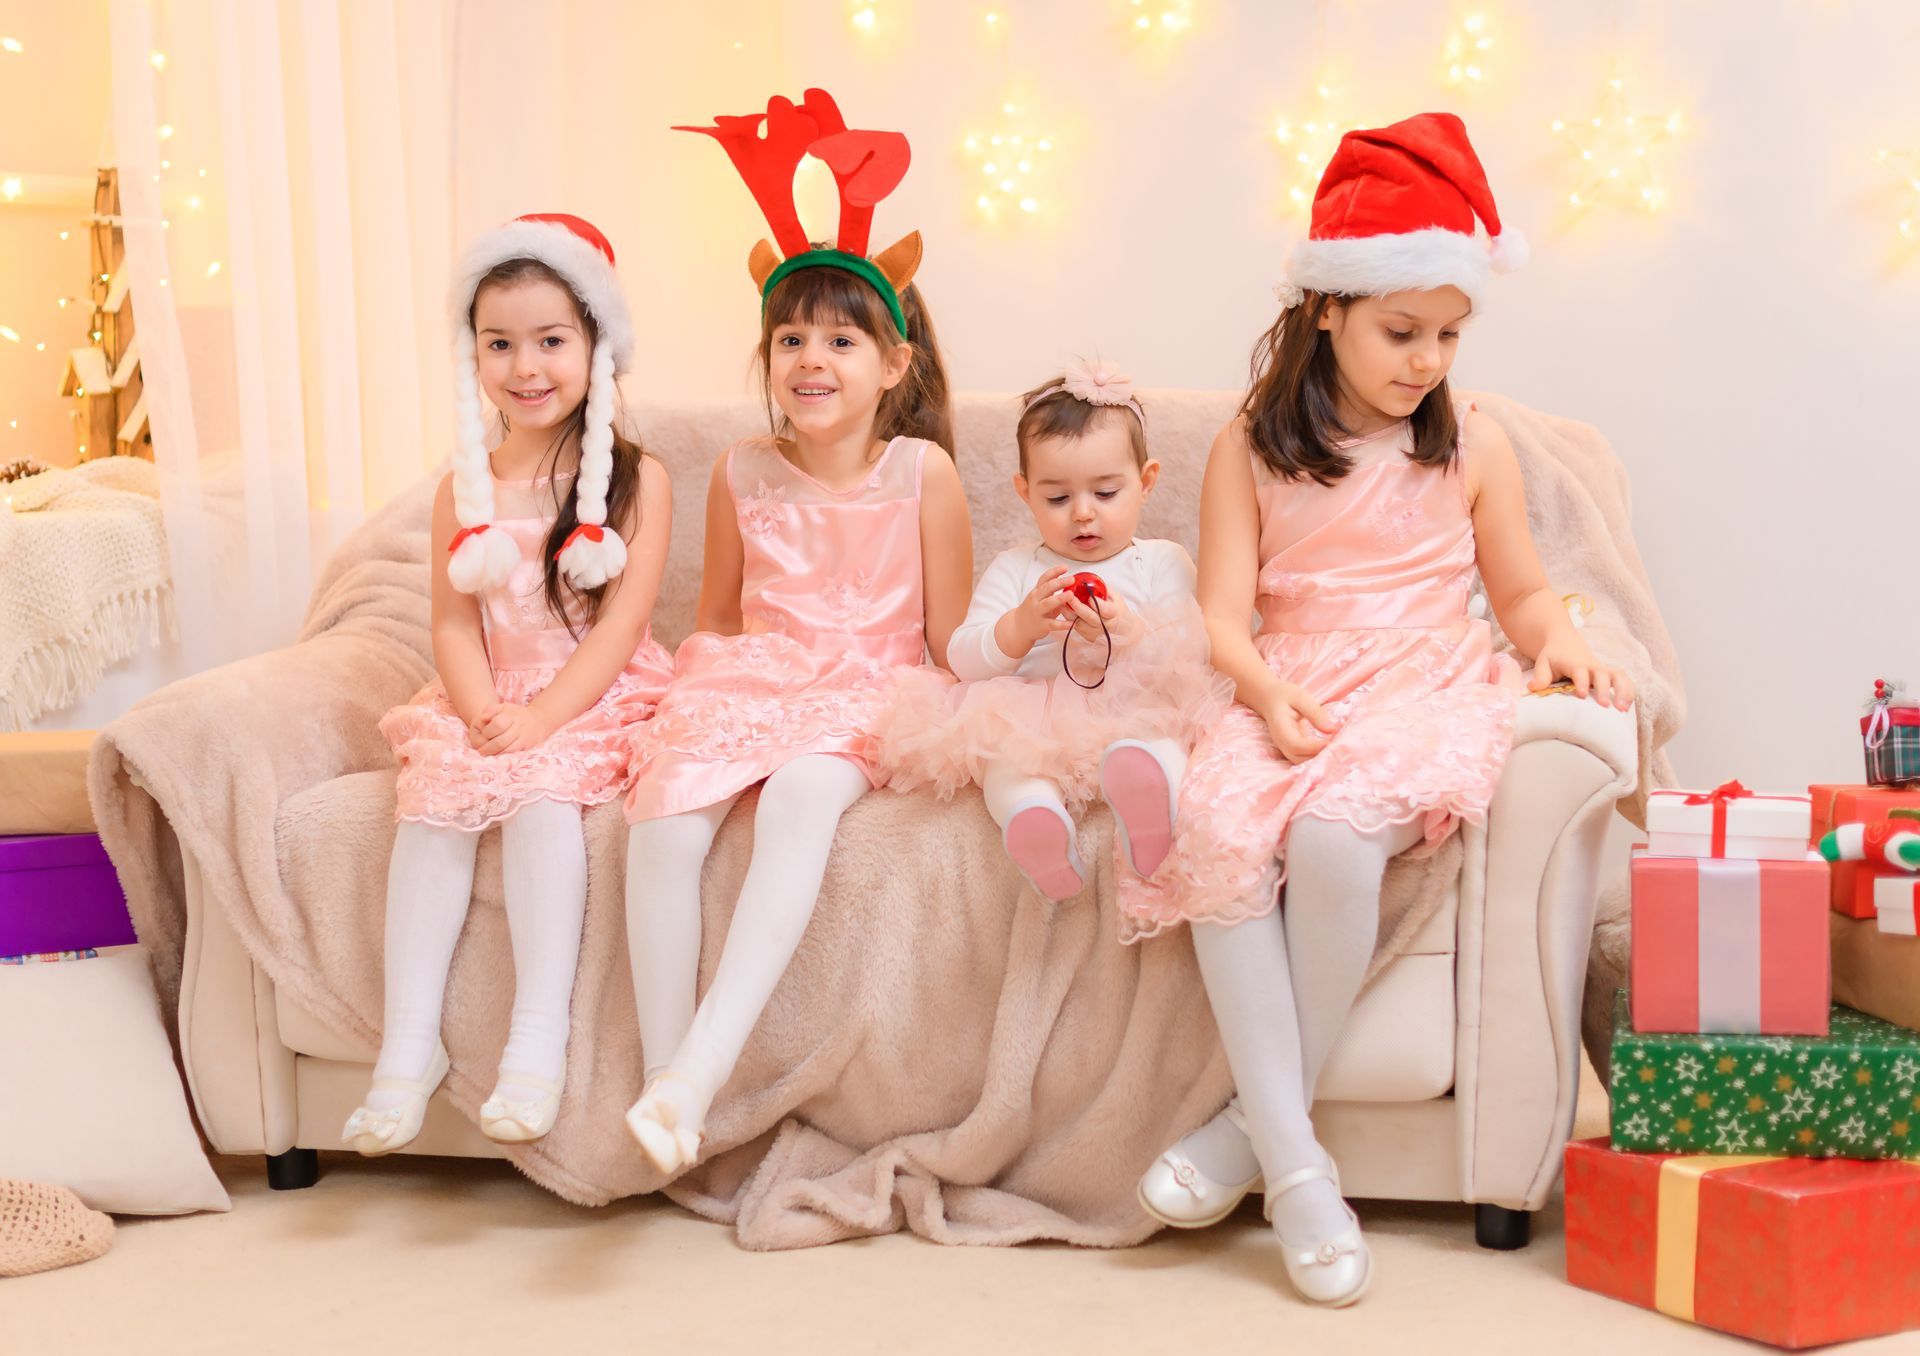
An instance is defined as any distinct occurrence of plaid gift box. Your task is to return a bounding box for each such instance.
[1863,682,1920,786]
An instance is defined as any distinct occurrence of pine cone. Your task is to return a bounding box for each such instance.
[0,458,48,484]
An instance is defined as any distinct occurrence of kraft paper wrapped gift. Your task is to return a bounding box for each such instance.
[1629,850,1830,1036]
[1646,782,1811,861]
[1564,1136,1920,1349]
[1831,912,1920,1030]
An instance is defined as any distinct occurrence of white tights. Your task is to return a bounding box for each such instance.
[624,754,872,1142]
[1189,813,1423,1246]
[367,797,588,1112]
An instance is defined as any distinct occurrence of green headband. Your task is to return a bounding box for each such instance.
[760,248,908,339]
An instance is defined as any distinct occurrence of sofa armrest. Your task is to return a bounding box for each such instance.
[1453,697,1638,1210]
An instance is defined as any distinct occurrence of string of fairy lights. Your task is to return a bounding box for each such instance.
[3,6,1918,446]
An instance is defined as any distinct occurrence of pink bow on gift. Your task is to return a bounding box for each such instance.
[1683,780,1752,859]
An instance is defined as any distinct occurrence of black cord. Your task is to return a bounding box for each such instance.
[1061,605,1113,690]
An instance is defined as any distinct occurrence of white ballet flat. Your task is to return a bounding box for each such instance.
[1265,1161,1371,1308]
[341,1043,450,1157]
[1137,1101,1261,1228]
[624,1070,705,1175]
[480,1071,563,1144]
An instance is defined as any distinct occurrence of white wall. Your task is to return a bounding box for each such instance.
[447,0,1920,793]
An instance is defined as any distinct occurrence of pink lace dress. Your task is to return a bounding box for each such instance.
[623,436,933,822]
[381,470,676,831]
[1117,416,1523,943]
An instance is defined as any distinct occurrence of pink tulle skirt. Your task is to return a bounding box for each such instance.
[1115,618,1523,943]
[382,641,675,832]
[877,609,1233,810]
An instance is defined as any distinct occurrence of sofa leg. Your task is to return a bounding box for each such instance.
[266,1147,319,1191]
[1473,1203,1531,1250]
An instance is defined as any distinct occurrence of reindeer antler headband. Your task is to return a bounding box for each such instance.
[676,88,920,337]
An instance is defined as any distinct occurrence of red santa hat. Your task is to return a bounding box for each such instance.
[1278,112,1527,312]
[446,213,634,594]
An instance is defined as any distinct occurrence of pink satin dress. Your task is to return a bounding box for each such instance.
[381,470,675,831]
[624,436,932,822]
[1117,415,1523,944]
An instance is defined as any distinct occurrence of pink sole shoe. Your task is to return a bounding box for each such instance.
[1101,741,1177,878]
[1003,799,1086,901]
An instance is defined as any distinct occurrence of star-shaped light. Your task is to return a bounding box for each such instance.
[1553,76,1683,214]
[1442,13,1495,87]
[1273,81,1364,216]
[1874,147,1920,242]
[962,100,1053,221]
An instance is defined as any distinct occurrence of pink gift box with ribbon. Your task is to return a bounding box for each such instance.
[1646,781,1812,861]
[1630,849,1831,1036]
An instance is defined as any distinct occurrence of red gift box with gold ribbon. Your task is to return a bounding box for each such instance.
[1565,1137,1920,1348]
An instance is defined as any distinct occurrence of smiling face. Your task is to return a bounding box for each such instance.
[472,275,591,436]
[1319,286,1471,428]
[1015,414,1159,563]
[766,311,911,445]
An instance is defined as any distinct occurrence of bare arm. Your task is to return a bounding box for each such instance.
[917,444,975,671]
[526,455,673,727]
[695,450,745,637]
[1197,420,1337,760]
[1467,412,1633,709]
[428,474,500,730]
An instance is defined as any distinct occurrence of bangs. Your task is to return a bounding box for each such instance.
[763,265,895,342]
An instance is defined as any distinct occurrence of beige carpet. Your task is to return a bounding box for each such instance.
[1,1063,1908,1354]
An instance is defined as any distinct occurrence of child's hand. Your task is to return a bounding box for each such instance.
[1529,637,1635,711]
[1008,566,1076,649]
[1258,682,1338,763]
[470,702,557,756]
[1062,590,1144,649]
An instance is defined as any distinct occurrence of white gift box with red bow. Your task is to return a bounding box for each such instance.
[1646,782,1812,861]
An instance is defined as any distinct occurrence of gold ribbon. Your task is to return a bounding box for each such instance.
[1653,1154,1782,1321]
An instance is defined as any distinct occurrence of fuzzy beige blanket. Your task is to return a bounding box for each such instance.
[88,391,1677,1246]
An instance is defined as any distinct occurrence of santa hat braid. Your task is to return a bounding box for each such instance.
[555,338,629,588]
[445,213,635,594]
[446,332,520,592]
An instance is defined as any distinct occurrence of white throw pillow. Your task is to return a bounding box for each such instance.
[0,946,230,1214]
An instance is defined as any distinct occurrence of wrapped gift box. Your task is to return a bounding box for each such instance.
[1810,785,1920,920]
[1564,1137,1920,1348]
[1610,992,1920,1158]
[1877,875,1920,935]
[1630,851,1829,1036]
[0,834,136,957]
[1863,704,1920,787]
[1831,912,1920,1031]
[1646,782,1812,861]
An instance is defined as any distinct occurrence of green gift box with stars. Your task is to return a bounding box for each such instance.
[1609,991,1920,1160]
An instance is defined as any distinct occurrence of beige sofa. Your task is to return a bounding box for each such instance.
[162,391,1639,1249]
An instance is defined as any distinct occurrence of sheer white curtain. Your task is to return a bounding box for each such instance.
[109,0,456,670]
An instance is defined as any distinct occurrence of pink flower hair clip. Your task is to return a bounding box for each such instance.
[1029,357,1147,428]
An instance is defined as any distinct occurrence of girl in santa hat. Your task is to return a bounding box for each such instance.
[876,359,1231,902]
[1120,114,1634,1306]
[343,215,675,1155]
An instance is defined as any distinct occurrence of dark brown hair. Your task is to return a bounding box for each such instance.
[757,261,955,456]
[473,258,645,635]
[1238,291,1458,485]
[1013,378,1149,476]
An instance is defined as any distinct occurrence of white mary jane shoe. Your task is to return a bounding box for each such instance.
[341,1043,450,1157]
[624,1070,705,1175]
[480,1071,562,1144]
[1265,1162,1371,1308]
[1137,1101,1261,1228]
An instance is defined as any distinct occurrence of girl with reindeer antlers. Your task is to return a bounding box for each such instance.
[621,89,974,1174]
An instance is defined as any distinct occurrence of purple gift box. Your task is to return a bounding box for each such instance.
[0,833,136,956]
